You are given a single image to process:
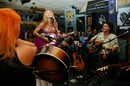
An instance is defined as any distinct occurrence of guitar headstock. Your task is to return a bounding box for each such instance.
[73,30,78,35]
[67,30,77,36]
[69,31,74,35]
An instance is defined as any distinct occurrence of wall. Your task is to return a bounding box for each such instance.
[117,0,130,61]
[117,0,130,8]
[118,39,127,61]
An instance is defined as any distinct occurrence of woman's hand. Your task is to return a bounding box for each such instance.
[42,37,50,43]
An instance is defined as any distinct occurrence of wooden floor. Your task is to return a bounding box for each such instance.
[52,38,130,86]
[52,73,116,86]
[52,63,130,86]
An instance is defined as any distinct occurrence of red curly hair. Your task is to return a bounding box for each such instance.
[0,8,21,60]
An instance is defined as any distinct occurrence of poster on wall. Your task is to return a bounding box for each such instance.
[65,10,75,27]
[117,6,130,28]
[86,16,92,32]
[95,12,108,30]
[76,16,85,32]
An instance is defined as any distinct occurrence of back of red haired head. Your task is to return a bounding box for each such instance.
[0,8,21,59]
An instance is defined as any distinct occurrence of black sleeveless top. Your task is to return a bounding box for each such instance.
[0,52,36,86]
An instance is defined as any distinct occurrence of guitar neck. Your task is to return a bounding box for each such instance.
[108,62,130,69]
[66,31,74,36]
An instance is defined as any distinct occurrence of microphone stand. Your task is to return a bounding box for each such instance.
[103,30,129,45]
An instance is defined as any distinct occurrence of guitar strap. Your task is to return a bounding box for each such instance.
[3,59,70,75]
[3,59,34,73]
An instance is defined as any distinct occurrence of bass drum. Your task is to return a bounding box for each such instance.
[32,45,71,83]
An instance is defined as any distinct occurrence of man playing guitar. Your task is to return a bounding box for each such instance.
[88,21,119,79]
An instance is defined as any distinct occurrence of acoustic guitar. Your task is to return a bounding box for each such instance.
[32,45,71,83]
[88,31,128,54]
[88,41,102,54]
[72,41,85,71]
[97,62,130,75]
[34,33,58,49]
[34,31,75,49]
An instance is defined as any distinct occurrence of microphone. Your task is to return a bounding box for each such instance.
[49,16,54,22]
[50,16,52,18]
[41,33,46,37]
[101,28,106,32]
[50,16,53,19]
[79,19,82,23]
[98,29,103,32]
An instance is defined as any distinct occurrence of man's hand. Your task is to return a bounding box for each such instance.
[121,66,130,71]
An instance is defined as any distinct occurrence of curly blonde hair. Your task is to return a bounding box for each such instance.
[42,9,58,29]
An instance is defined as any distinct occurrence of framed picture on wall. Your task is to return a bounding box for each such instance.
[86,16,92,32]
[96,12,108,29]
[66,10,75,27]
[87,16,92,26]
[91,11,108,32]
[117,6,130,27]
[76,16,85,32]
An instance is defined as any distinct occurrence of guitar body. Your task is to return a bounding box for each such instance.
[88,42,102,54]
[32,45,71,83]
[34,33,58,49]
[34,37,45,49]
[73,52,85,71]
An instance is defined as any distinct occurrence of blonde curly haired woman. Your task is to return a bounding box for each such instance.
[33,9,59,50]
